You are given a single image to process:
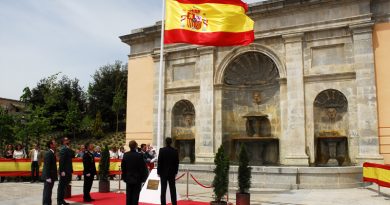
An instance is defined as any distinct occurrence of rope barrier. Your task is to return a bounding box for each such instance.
[190,173,213,188]
[175,172,186,181]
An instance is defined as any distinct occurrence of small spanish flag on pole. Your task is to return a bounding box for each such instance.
[164,0,254,46]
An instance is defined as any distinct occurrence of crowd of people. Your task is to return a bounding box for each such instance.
[0,137,178,205]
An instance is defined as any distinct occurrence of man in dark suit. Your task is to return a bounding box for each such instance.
[158,137,179,205]
[121,140,148,205]
[82,142,97,202]
[42,139,57,205]
[57,137,73,205]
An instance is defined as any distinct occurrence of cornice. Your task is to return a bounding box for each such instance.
[304,72,356,83]
[165,86,200,94]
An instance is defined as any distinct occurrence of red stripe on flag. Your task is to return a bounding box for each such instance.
[0,171,33,177]
[363,177,390,188]
[164,29,254,46]
[0,158,31,162]
[175,0,248,11]
[363,162,390,170]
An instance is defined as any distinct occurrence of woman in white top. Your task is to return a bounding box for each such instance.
[109,146,118,159]
[13,144,26,159]
[118,146,125,159]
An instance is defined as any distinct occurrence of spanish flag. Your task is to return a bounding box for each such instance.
[164,0,254,46]
[363,162,390,188]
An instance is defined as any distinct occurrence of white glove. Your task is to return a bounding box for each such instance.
[61,172,65,177]
[46,178,52,183]
[86,173,91,177]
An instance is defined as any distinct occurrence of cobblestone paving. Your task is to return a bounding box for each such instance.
[0,180,389,205]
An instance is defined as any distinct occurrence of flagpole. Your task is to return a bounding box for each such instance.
[157,0,166,151]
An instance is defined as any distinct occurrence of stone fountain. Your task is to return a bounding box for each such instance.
[230,91,279,165]
[172,101,196,164]
[315,107,349,166]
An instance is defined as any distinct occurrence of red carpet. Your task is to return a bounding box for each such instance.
[67,192,209,205]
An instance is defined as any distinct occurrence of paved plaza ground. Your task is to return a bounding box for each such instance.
[0,179,389,205]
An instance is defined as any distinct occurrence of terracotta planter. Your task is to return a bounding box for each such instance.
[210,201,228,205]
[99,180,110,193]
[236,193,250,205]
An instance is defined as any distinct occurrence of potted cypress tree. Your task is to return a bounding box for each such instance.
[98,145,110,193]
[236,144,252,205]
[211,145,230,205]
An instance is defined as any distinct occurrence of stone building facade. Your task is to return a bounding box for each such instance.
[0,97,25,114]
[121,0,390,166]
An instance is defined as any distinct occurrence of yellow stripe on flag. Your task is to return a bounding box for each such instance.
[363,166,390,184]
[0,161,32,172]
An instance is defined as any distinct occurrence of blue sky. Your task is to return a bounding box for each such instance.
[0,0,262,100]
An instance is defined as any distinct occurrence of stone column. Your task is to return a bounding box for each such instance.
[350,23,384,164]
[196,46,215,163]
[282,33,309,166]
[152,51,166,148]
[214,85,223,151]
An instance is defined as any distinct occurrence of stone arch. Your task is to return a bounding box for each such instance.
[171,99,196,163]
[219,48,281,165]
[313,89,350,166]
[214,43,286,85]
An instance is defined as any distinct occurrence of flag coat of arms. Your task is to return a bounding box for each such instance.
[164,0,255,46]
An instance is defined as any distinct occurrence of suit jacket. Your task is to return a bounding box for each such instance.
[42,149,58,181]
[59,145,73,175]
[157,146,179,179]
[29,149,44,164]
[121,150,148,184]
[82,150,97,176]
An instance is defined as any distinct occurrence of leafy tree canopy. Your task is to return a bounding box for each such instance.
[88,61,127,131]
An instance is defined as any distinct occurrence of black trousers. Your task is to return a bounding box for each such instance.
[57,175,71,203]
[31,161,39,181]
[160,177,177,205]
[42,180,54,205]
[83,175,94,200]
[125,183,142,205]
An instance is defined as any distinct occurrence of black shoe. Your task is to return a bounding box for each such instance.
[58,201,70,205]
[84,198,95,202]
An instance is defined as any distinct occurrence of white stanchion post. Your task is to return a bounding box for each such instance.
[117,166,123,194]
[186,169,189,200]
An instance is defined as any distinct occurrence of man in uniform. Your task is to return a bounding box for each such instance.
[158,137,179,205]
[57,137,73,205]
[121,140,148,205]
[82,142,97,202]
[42,139,57,205]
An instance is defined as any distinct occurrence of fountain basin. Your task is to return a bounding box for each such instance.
[177,164,363,189]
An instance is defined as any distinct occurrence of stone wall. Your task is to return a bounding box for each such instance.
[120,0,389,165]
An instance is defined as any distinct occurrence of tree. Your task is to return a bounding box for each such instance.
[99,145,110,181]
[92,111,104,139]
[24,106,52,147]
[0,108,15,154]
[88,61,127,131]
[238,144,251,194]
[23,73,86,136]
[63,98,82,139]
[112,89,126,133]
[212,145,230,203]
[20,87,32,103]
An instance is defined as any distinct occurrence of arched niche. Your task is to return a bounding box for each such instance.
[221,51,280,165]
[313,89,350,166]
[171,100,195,163]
